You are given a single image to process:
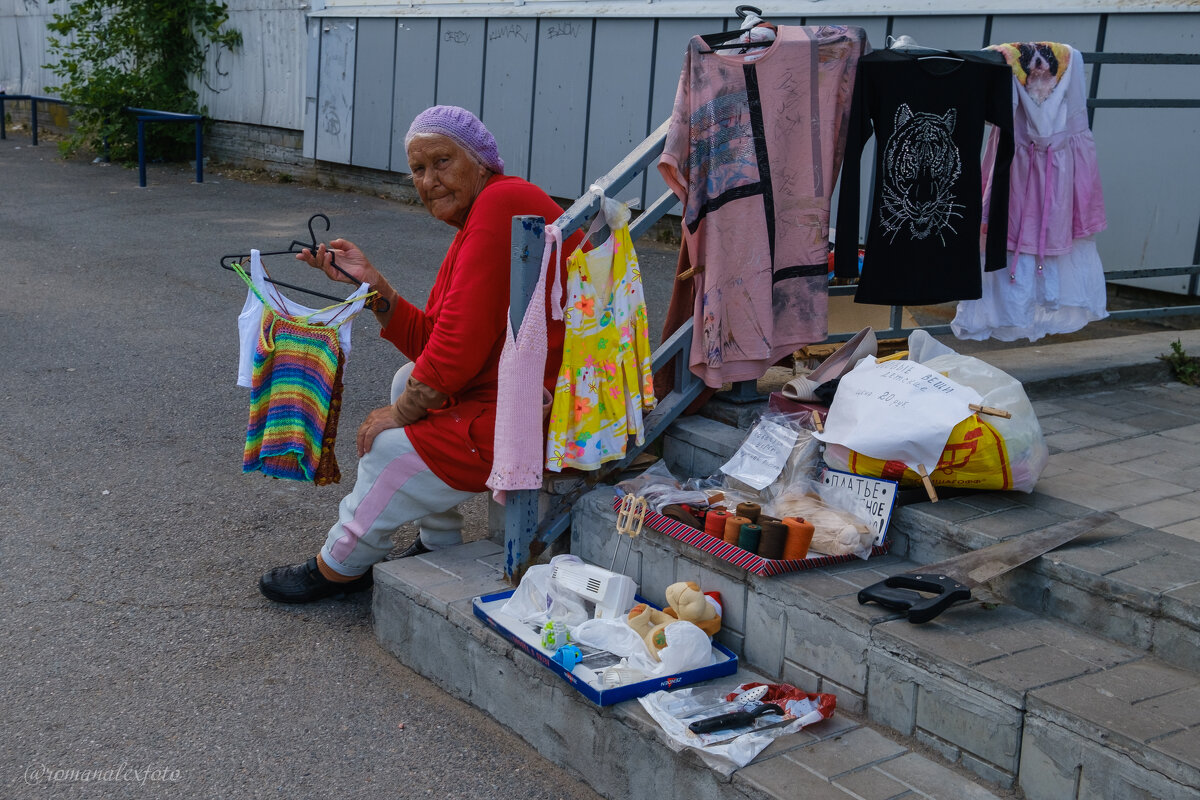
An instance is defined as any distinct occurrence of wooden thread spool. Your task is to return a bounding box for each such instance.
[723,515,751,545]
[737,523,762,554]
[782,517,815,560]
[758,519,787,560]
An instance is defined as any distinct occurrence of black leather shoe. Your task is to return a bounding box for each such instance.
[258,557,373,604]
[387,538,431,560]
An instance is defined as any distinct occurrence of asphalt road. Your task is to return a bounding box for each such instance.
[0,141,690,799]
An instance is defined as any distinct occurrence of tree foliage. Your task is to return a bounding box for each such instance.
[46,0,242,161]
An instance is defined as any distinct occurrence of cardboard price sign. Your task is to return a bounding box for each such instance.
[820,469,897,545]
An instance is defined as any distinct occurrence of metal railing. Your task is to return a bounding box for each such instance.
[0,93,68,146]
[0,95,205,187]
[502,119,696,578]
[125,107,205,187]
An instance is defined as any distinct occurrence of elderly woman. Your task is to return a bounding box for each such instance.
[260,106,577,604]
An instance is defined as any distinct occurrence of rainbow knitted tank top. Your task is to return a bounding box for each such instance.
[243,306,345,484]
[231,259,372,485]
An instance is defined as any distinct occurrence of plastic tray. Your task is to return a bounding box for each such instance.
[473,590,738,707]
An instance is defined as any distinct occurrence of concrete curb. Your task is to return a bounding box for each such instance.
[972,329,1200,398]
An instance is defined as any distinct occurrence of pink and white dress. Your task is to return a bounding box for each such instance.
[953,43,1108,342]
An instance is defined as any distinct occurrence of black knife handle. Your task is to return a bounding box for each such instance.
[688,703,784,734]
[858,573,972,624]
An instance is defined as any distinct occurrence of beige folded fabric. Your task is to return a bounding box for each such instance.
[766,489,874,557]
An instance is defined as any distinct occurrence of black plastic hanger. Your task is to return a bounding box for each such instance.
[701,5,776,52]
[220,213,388,311]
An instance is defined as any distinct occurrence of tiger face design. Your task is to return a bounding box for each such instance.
[879,104,963,245]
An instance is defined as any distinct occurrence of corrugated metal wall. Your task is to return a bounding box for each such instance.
[195,2,309,131]
[294,10,1199,285]
[1,3,1196,286]
[0,0,56,96]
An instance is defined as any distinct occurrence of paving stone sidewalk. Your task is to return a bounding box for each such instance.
[1032,382,1200,541]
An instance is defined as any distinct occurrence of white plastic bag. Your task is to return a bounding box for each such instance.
[823,331,1049,492]
[499,554,589,629]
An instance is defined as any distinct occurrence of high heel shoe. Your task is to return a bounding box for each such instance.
[782,326,877,402]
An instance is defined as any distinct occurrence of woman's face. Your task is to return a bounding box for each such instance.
[406,134,491,229]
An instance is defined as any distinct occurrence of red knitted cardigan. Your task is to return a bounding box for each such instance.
[380,174,582,492]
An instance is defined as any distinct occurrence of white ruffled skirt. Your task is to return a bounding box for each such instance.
[952,236,1108,343]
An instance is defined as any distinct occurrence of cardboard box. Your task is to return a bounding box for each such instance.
[473,590,738,707]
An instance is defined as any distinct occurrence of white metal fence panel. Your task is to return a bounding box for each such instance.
[529,16,593,198]
[1094,12,1200,292]
[351,17,396,170]
[315,18,355,164]
[482,17,538,180]
[435,17,485,114]
[389,18,439,172]
[583,18,655,205]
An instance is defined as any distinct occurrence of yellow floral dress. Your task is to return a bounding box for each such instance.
[546,210,655,471]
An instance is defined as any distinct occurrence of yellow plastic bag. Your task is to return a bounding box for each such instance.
[822,332,1048,492]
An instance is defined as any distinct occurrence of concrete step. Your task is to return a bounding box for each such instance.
[570,487,1200,798]
[372,540,1012,800]
[660,414,1200,674]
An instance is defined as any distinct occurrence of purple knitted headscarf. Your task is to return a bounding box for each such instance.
[404,105,505,175]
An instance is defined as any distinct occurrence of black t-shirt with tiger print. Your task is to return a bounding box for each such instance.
[834,47,1014,305]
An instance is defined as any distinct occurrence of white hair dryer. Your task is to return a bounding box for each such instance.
[550,562,637,620]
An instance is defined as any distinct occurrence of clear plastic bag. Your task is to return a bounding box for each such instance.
[764,478,876,559]
[639,682,835,772]
[499,554,590,629]
[616,460,725,512]
[719,410,822,498]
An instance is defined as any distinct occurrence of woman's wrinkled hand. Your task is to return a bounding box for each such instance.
[297,238,378,286]
[356,403,404,457]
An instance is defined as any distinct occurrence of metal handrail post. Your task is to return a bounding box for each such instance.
[137,119,147,187]
[195,119,204,183]
[504,215,549,580]
[125,108,205,186]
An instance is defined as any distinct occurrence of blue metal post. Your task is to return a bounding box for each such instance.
[30,99,38,146]
[0,95,6,139]
[137,120,147,187]
[194,119,203,183]
[504,214,547,581]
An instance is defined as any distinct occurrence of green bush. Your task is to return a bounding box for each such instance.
[46,0,241,162]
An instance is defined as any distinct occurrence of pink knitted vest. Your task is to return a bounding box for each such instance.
[488,224,563,500]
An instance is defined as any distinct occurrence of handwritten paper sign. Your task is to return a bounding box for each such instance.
[820,469,897,545]
[812,359,982,472]
[720,419,799,490]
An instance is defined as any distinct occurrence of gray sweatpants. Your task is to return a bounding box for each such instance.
[319,364,475,577]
